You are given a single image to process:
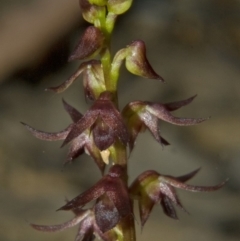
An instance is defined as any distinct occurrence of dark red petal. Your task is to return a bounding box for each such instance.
[68,26,105,61]
[107,189,131,219]
[161,196,178,219]
[164,95,197,112]
[95,195,120,233]
[175,168,201,183]
[104,175,132,218]
[159,183,187,213]
[91,92,129,146]
[46,63,86,93]
[140,111,169,146]
[92,118,115,150]
[139,194,155,228]
[65,148,84,164]
[31,211,90,232]
[147,104,208,126]
[162,176,227,192]
[21,122,70,141]
[58,179,106,211]
[65,134,86,163]
[62,110,99,147]
[101,107,129,146]
[62,99,83,123]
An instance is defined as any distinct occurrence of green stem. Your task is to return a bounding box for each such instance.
[101,48,114,90]
[117,213,136,241]
[99,10,136,241]
[109,142,136,241]
[100,12,119,94]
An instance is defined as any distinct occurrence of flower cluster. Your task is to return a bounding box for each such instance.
[30,165,225,241]
[22,1,226,241]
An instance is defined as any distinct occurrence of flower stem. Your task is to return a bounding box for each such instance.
[100,37,136,241]
[98,7,136,241]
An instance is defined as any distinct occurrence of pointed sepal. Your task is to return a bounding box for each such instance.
[125,40,164,81]
[31,210,91,232]
[69,26,105,61]
[21,100,106,173]
[31,208,112,241]
[46,60,106,99]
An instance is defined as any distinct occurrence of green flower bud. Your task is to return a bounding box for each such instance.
[107,0,133,15]
[125,40,164,81]
[79,0,106,24]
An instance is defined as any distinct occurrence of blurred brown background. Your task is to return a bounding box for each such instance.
[0,0,240,241]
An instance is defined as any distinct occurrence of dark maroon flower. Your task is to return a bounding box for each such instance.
[59,165,132,233]
[130,168,227,228]
[62,91,129,151]
[22,99,105,173]
[122,95,207,151]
